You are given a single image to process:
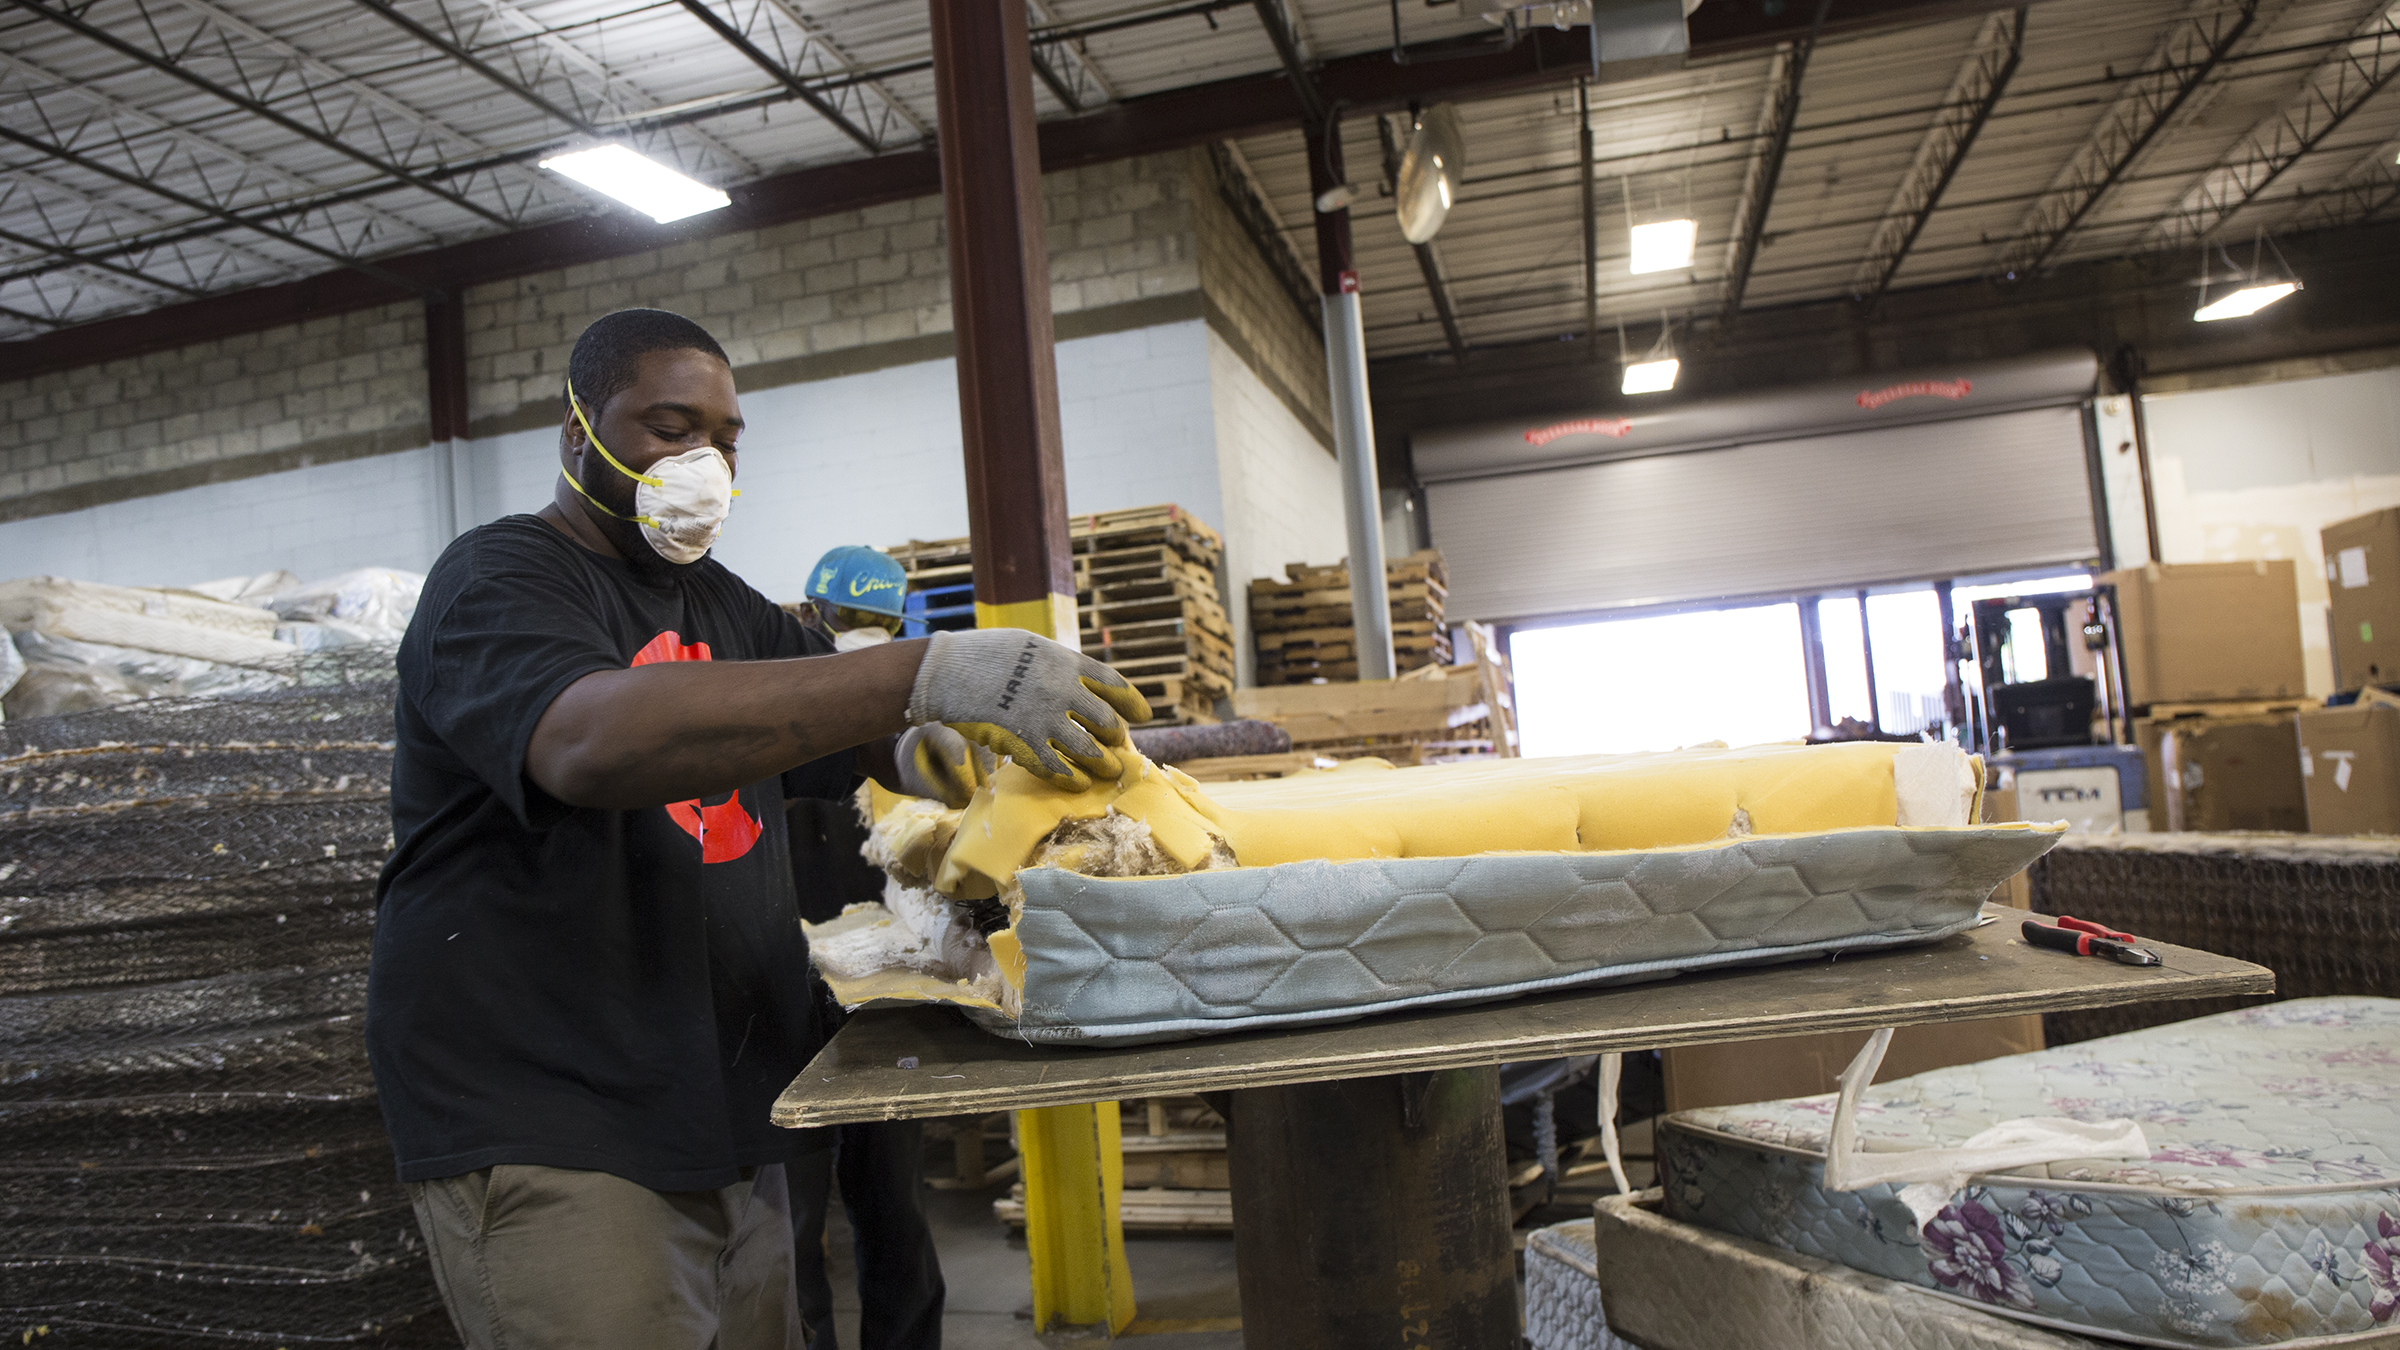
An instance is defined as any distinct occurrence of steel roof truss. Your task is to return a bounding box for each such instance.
[1998,0,2258,275]
[1720,39,1807,320]
[672,0,883,150]
[165,0,573,208]
[15,0,516,227]
[1850,7,2024,305]
[1028,0,1118,114]
[2150,0,2400,248]
[2297,131,2400,225]
[346,0,603,136]
[753,0,932,138]
[0,48,439,256]
[0,120,428,294]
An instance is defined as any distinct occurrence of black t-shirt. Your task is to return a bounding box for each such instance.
[367,515,852,1191]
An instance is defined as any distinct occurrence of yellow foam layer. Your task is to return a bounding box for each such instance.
[926,740,1944,898]
[937,753,1223,899]
[1199,741,1914,864]
[815,965,1006,1012]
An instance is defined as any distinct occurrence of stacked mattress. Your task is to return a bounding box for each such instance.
[1657,998,2400,1347]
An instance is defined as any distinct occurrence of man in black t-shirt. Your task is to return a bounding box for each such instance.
[368,309,1147,1350]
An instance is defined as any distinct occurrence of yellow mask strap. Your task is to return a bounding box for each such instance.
[558,463,660,528]
[566,378,664,488]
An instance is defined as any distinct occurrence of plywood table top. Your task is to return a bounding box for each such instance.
[774,911,2272,1127]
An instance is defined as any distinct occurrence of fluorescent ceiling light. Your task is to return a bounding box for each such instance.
[2193,282,2297,322]
[1622,357,1680,395]
[1629,219,1697,274]
[540,144,729,224]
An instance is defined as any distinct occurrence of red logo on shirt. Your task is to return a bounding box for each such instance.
[632,630,762,864]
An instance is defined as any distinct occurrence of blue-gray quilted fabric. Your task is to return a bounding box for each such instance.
[1000,824,2058,1046]
[1658,998,2400,1348]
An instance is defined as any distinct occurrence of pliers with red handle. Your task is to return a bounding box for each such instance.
[2022,915,2161,966]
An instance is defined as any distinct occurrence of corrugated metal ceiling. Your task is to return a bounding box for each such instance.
[2,0,2395,351]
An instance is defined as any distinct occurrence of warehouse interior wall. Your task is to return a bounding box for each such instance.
[0,147,1357,682]
[1208,329,1348,685]
[2140,363,2400,696]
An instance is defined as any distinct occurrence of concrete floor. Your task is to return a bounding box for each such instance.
[816,1184,1244,1349]
[811,1122,1658,1348]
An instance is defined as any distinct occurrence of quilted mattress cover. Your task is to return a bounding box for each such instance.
[983,823,2059,1046]
[1657,998,2400,1348]
[1525,1219,1635,1350]
[1544,1196,2154,1350]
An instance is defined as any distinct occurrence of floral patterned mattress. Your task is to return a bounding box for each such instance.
[1658,998,2400,1348]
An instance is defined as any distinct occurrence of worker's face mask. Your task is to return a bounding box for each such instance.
[561,379,738,565]
[834,625,893,653]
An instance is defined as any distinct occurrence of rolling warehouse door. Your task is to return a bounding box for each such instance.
[1425,403,2098,624]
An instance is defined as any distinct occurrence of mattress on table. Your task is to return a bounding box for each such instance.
[1559,1194,2162,1350]
[990,823,2058,1046]
[1657,998,2400,1349]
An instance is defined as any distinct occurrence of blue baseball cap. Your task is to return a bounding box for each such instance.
[806,546,907,618]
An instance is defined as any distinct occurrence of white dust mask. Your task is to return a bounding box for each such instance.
[561,378,738,565]
[834,625,894,652]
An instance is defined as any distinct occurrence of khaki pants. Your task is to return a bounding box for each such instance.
[407,1163,803,1350]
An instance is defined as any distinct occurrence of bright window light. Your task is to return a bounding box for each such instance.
[540,144,729,224]
[2193,282,2296,322]
[1622,357,1679,395]
[1513,603,1811,756]
[1629,219,1697,274]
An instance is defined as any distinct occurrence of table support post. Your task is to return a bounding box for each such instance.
[1227,1066,1516,1348]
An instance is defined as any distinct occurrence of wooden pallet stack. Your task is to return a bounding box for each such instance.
[992,1095,1232,1233]
[882,506,1236,727]
[1206,632,1519,775]
[1249,549,1450,684]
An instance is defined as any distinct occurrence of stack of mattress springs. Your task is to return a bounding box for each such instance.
[0,649,453,1347]
[2029,832,2400,1044]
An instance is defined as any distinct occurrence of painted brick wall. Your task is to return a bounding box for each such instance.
[0,302,426,511]
[0,444,454,587]
[0,154,1205,522]
[459,153,1202,432]
[1188,150,1332,450]
[1208,329,1350,684]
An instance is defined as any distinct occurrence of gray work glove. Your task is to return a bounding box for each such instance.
[895,723,1000,808]
[905,628,1153,791]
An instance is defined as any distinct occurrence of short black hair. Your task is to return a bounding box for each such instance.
[563,309,731,418]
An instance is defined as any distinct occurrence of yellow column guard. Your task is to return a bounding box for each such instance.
[978,584,1133,1334]
[1018,1099,1137,1332]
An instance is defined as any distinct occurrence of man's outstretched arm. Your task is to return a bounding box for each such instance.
[524,629,1151,809]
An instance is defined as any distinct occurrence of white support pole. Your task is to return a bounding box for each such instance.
[1324,285,1394,682]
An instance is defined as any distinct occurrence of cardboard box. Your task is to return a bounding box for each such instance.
[2322,508,2400,691]
[2297,698,2400,835]
[1663,1020,2045,1112]
[2158,714,2307,832]
[2101,561,2306,706]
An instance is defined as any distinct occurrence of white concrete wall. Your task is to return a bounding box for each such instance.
[1207,329,1347,684]
[0,442,453,588]
[2141,365,2400,694]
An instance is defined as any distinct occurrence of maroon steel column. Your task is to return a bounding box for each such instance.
[424,292,473,540]
[930,0,1078,642]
